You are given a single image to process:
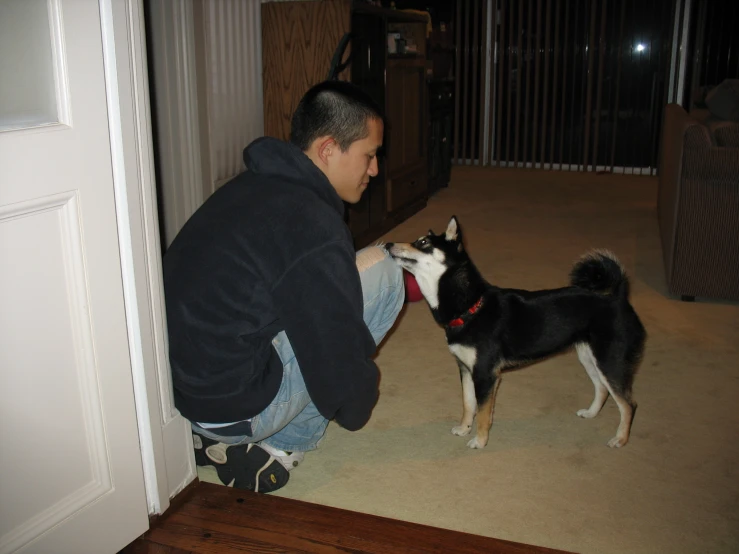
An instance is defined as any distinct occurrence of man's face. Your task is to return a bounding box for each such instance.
[326,118,383,204]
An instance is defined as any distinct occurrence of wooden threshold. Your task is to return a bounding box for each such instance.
[121,481,570,553]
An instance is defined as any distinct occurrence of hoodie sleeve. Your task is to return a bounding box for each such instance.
[271,240,379,431]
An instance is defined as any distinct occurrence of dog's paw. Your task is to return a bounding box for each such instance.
[577,408,598,418]
[451,424,472,436]
[607,435,628,448]
[466,436,487,449]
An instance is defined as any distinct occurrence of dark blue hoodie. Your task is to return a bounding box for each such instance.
[163,137,379,431]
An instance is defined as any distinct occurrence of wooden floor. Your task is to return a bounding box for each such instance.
[121,481,570,553]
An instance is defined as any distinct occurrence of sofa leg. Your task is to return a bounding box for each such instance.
[681,295,696,302]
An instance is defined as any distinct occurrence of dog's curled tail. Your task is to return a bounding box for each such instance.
[569,249,630,298]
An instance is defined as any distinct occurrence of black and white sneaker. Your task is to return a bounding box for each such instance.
[258,442,305,471]
[192,431,289,493]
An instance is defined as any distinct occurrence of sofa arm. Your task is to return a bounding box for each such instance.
[667,142,739,300]
[657,105,704,280]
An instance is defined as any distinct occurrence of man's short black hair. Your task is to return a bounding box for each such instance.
[290,81,384,152]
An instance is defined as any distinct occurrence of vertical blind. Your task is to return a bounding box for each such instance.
[452,0,690,174]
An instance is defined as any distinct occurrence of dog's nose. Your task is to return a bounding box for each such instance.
[384,243,393,251]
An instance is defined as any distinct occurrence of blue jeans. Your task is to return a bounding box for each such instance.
[193,246,404,452]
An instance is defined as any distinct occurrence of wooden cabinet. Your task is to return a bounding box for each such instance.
[261,0,429,248]
[262,0,351,141]
[386,58,427,212]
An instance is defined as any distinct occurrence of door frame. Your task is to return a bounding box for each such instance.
[103,0,195,516]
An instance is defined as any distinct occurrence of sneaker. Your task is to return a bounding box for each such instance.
[192,431,289,493]
[258,441,305,471]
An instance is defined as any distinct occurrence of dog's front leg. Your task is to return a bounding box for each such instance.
[467,369,502,449]
[451,362,476,437]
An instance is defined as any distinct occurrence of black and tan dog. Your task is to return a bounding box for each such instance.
[385,216,646,449]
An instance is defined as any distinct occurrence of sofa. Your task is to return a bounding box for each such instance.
[657,79,739,302]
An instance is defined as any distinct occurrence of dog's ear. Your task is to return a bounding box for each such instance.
[428,228,436,237]
[445,216,461,242]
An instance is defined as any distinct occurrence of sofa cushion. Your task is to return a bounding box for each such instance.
[705,79,739,121]
[713,123,739,148]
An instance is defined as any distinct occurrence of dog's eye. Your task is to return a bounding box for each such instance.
[417,237,429,247]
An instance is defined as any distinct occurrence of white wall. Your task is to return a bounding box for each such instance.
[149,0,266,247]
[194,0,264,198]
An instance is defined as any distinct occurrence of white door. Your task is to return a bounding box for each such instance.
[0,1,149,553]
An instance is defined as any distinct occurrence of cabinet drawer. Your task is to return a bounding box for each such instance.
[387,170,427,213]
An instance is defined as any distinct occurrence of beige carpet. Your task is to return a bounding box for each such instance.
[202,166,739,553]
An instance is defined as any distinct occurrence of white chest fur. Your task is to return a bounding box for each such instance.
[448,343,478,371]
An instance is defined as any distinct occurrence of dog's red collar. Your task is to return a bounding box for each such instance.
[447,297,484,328]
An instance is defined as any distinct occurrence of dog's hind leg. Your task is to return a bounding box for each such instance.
[575,342,609,419]
[451,361,476,437]
[606,390,636,448]
[576,343,636,447]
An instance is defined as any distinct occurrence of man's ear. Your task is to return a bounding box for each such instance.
[316,137,336,165]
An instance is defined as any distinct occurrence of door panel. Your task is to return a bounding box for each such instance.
[0,1,149,552]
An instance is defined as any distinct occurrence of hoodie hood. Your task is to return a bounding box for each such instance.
[243,137,344,217]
